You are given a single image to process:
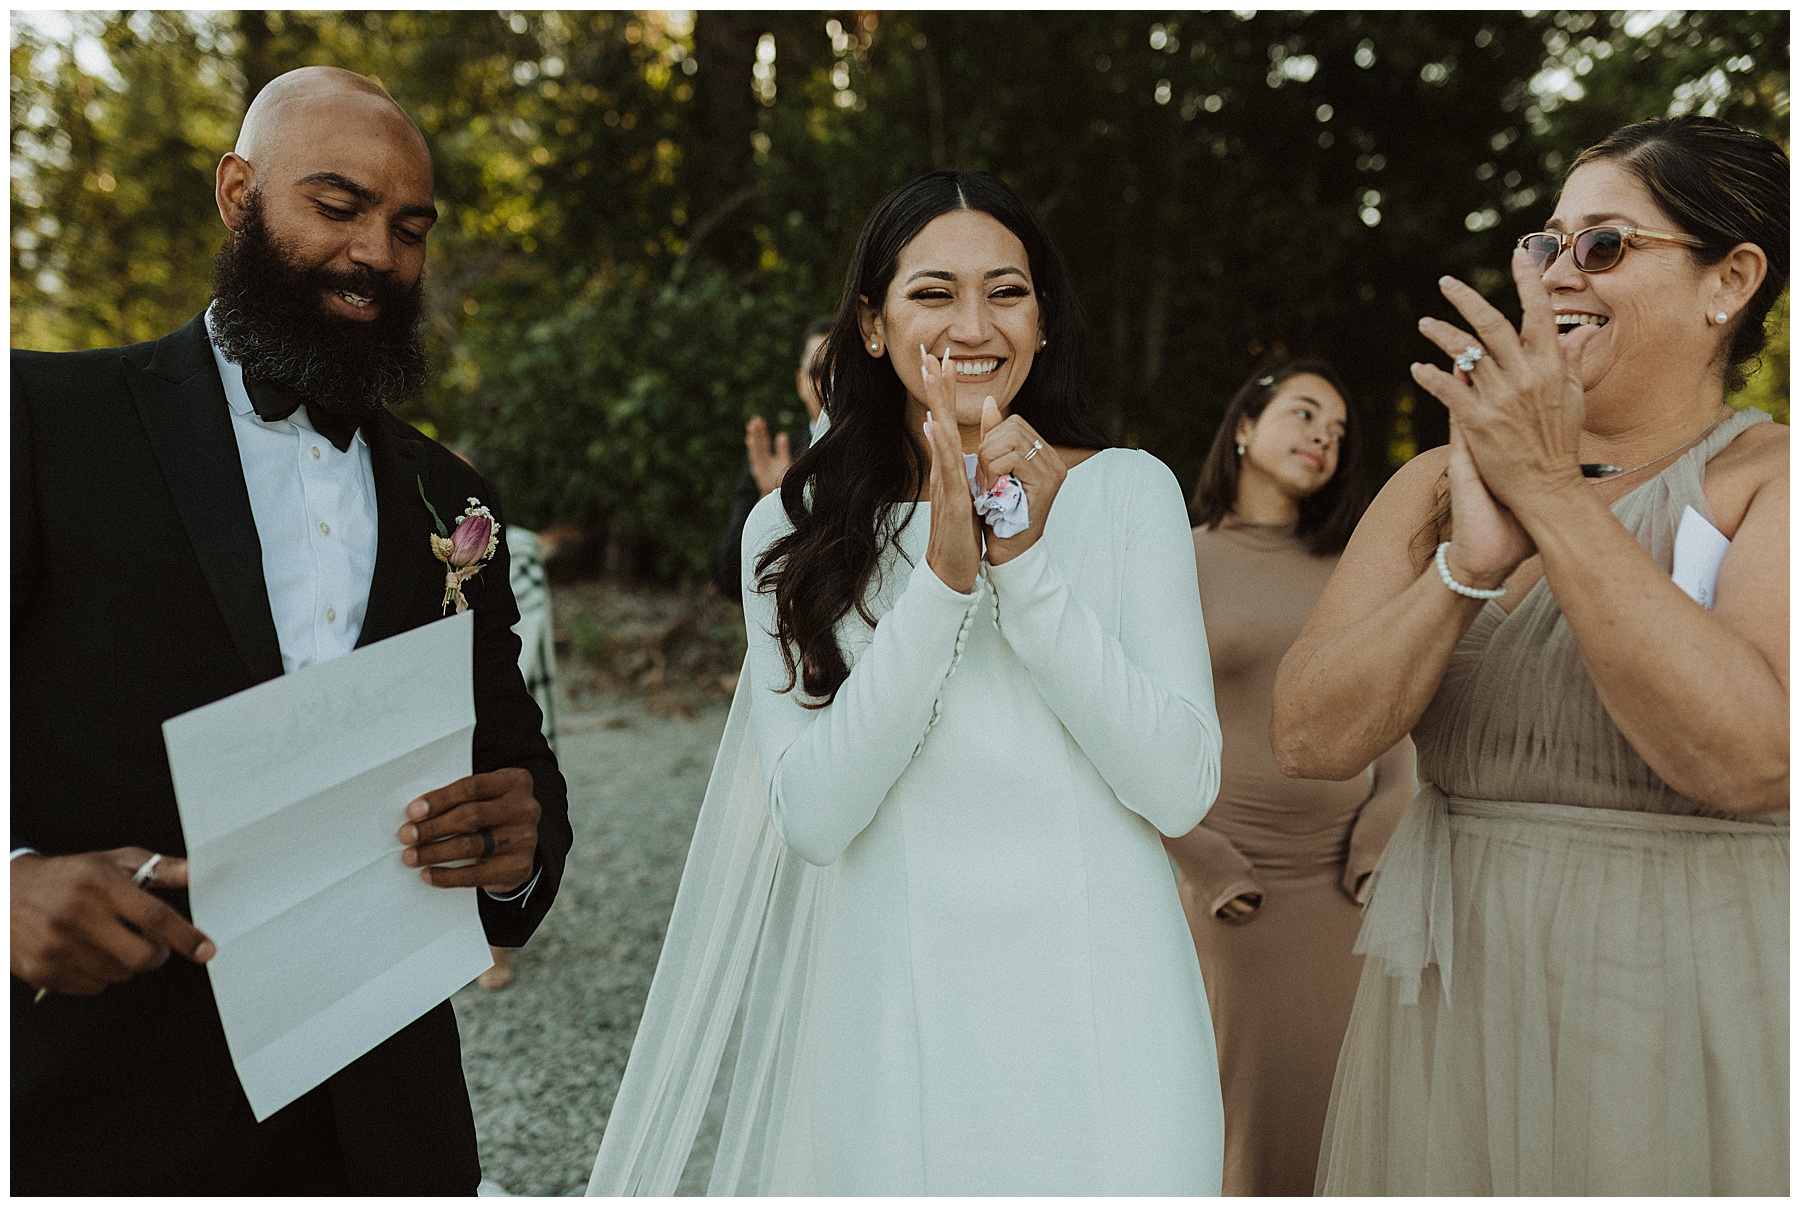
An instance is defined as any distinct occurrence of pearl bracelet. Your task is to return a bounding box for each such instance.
[1434,541,1507,599]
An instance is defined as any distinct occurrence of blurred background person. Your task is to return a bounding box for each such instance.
[1164,360,1414,1196]
[1276,116,1787,1194]
[508,526,557,751]
[710,316,834,600]
[457,445,558,991]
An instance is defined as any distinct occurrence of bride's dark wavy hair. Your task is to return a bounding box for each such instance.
[755,169,1109,706]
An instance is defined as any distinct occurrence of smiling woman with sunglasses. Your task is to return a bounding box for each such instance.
[1272,116,1788,1194]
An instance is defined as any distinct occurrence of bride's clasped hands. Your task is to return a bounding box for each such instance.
[916,343,1069,588]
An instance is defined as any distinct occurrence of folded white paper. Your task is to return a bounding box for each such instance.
[162,610,491,1121]
[1672,504,1730,610]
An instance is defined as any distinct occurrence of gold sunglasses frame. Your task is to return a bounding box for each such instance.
[1515,223,1706,273]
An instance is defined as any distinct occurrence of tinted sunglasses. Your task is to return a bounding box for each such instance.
[1516,224,1705,274]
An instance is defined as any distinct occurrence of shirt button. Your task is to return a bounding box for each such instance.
[310,446,322,460]
[325,607,337,623]
[318,521,331,536]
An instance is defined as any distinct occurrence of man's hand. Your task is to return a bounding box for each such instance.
[746,415,793,497]
[398,768,540,894]
[11,849,215,997]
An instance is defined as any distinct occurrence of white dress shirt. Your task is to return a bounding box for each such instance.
[205,311,379,674]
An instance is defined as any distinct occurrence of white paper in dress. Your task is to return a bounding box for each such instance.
[162,610,490,1122]
[1672,504,1730,609]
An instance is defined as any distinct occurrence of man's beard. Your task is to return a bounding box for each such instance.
[208,189,429,420]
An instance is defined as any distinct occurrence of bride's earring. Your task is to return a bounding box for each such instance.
[1713,311,1730,325]
[868,340,882,355]
[1236,442,1246,456]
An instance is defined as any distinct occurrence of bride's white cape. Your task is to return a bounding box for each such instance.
[587,665,818,1194]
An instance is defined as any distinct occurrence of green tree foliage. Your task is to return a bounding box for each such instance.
[11,11,1789,580]
[12,12,238,348]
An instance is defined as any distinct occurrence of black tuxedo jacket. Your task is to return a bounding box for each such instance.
[11,314,573,1194]
[710,422,813,599]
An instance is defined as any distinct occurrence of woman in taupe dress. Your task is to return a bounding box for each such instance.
[1274,117,1787,1194]
[1165,361,1415,1196]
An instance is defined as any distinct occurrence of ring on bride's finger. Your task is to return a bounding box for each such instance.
[1023,439,1043,462]
[1454,345,1485,373]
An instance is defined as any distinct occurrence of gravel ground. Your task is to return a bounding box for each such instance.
[453,688,729,1196]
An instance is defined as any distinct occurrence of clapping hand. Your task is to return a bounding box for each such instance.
[918,345,983,594]
[1409,250,1585,588]
[1436,418,1535,592]
[399,767,540,894]
[975,396,1067,567]
[745,415,793,498]
[1415,250,1588,505]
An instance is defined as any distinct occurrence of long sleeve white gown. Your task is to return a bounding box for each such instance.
[740,446,1226,1194]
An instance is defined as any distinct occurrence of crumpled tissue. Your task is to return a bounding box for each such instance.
[963,453,1030,538]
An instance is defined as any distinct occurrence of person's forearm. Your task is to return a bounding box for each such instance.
[991,542,1220,836]
[1163,824,1263,918]
[1273,568,1488,781]
[1517,486,1787,812]
[753,557,980,865]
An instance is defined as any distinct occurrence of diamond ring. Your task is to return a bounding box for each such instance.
[1454,345,1485,373]
[1023,440,1043,462]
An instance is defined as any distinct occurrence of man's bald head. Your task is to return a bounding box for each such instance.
[209,64,438,415]
[213,63,436,261]
[234,66,430,178]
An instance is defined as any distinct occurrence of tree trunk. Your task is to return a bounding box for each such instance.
[688,12,764,275]
[1142,122,1191,389]
[238,11,275,112]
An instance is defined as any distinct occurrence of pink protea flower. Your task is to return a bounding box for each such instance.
[449,510,495,566]
[428,496,502,614]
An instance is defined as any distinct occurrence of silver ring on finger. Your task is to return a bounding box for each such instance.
[1454,345,1485,373]
[1023,439,1043,462]
[479,828,496,859]
[130,853,163,887]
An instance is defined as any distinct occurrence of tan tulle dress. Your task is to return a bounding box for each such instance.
[1317,407,1788,1196]
[1181,517,1414,1196]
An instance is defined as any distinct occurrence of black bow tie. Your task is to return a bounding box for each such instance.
[244,376,360,453]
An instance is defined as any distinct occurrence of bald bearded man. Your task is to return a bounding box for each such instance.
[11,67,571,1193]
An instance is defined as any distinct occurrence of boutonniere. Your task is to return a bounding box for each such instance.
[419,478,501,615]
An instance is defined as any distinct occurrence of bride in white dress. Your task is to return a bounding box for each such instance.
[589,170,1225,1195]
